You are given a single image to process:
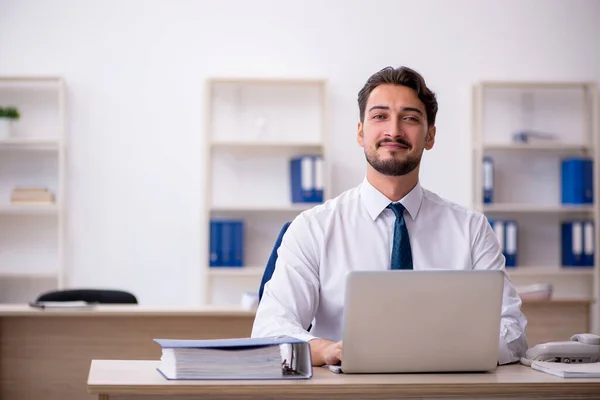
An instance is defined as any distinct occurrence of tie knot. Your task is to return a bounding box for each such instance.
[387,202,406,218]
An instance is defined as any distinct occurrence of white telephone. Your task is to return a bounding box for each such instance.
[520,333,600,366]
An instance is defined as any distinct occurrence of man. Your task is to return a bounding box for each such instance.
[251,66,528,367]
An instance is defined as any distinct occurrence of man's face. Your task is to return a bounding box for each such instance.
[357,84,435,176]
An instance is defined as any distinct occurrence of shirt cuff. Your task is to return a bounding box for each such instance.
[498,333,517,365]
[287,332,318,343]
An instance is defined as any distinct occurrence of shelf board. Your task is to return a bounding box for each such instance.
[0,138,61,149]
[208,77,326,86]
[508,266,594,277]
[210,204,320,213]
[0,204,59,215]
[209,141,324,158]
[207,266,264,277]
[0,271,57,279]
[211,140,323,146]
[479,143,591,152]
[478,81,592,89]
[0,76,63,83]
[480,204,595,213]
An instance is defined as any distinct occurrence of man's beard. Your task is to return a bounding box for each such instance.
[365,138,422,176]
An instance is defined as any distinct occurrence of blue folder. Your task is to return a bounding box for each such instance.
[290,155,324,203]
[483,156,494,204]
[561,158,594,204]
[209,220,244,267]
[489,219,518,268]
[583,221,595,267]
[562,221,584,267]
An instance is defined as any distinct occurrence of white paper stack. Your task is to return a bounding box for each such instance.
[532,361,600,378]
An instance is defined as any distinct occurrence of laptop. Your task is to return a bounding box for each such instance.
[332,269,504,374]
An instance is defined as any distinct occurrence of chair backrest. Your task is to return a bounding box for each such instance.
[36,289,138,304]
[258,221,313,332]
[258,221,291,302]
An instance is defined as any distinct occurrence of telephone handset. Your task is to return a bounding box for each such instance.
[520,333,600,366]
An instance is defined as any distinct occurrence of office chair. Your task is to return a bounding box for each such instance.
[36,289,138,304]
[258,221,291,302]
[258,221,312,331]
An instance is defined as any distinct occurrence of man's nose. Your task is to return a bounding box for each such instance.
[385,120,404,138]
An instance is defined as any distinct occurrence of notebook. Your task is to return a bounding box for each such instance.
[154,335,313,380]
[532,361,600,378]
[28,301,96,309]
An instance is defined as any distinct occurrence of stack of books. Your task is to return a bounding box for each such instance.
[154,335,312,380]
[10,187,54,204]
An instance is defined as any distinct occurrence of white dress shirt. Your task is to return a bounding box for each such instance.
[251,178,528,365]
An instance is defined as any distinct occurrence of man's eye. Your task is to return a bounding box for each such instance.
[373,114,385,119]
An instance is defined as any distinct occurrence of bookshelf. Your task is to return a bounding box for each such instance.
[0,76,66,303]
[472,81,599,333]
[203,77,330,305]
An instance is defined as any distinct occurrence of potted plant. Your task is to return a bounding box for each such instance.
[0,106,20,139]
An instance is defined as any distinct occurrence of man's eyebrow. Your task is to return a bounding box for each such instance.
[368,105,423,115]
[368,105,390,112]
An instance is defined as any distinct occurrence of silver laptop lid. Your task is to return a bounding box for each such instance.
[340,270,504,373]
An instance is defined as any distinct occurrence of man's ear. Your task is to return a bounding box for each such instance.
[425,126,436,150]
[357,121,364,147]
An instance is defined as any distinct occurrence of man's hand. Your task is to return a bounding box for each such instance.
[309,338,343,366]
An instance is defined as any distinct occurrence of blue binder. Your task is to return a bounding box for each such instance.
[209,220,222,267]
[290,156,313,203]
[489,219,518,268]
[561,158,594,204]
[154,335,313,380]
[561,221,584,267]
[504,220,518,267]
[209,220,245,268]
[583,221,595,267]
[231,220,244,267]
[483,156,494,204]
[290,156,324,203]
[313,155,324,203]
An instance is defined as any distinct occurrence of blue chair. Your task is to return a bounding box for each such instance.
[258,221,291,302]
[258,221,312,331]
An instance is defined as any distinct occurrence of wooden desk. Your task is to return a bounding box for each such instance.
[87,359,600,400]
[0,305,255,400]
[0,300,592,400]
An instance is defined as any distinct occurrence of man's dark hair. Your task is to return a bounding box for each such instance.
[357,66,438,126]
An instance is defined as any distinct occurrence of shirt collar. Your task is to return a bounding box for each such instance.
[359,177,423,221]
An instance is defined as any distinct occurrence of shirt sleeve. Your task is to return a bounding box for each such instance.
[251,214,321,342]
[471,213,529,365]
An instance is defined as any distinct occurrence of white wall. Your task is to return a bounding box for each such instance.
[1,0,598,305]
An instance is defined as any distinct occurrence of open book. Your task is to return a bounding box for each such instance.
[532,361,600,378]
[154,335,313,380]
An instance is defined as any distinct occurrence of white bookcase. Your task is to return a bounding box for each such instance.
[203,78,330,305]
[0,77,66,303]
[472,81,599,333]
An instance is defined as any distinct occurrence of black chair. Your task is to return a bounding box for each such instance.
[36,289,138,304]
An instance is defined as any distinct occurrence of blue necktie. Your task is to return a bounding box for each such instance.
[387,202,413,270]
